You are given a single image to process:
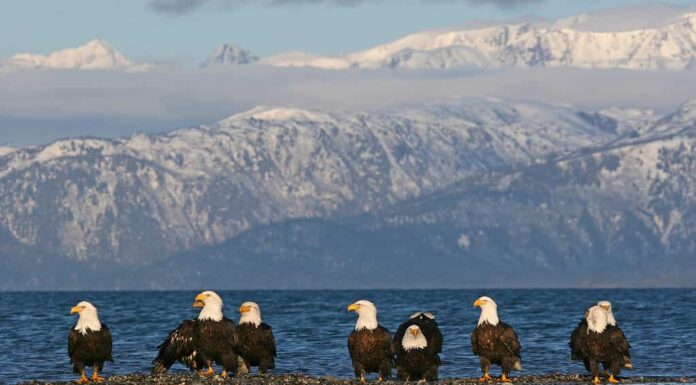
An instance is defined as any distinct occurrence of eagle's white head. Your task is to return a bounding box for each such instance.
[586,305,608,333]
[193,290,223,321]
[70,301,102,335]
[402,325,428,351]
[597,300,616,326]
[239,301,262,326]
[474,296,499,326]
[348,300,379,330]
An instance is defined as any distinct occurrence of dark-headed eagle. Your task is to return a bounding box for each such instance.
[471,296,522,383]
[393,312,442,382]
[152,291,240,378]
[68,301,113,383]
[347,300,393,383]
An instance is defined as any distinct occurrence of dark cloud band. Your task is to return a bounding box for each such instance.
[148,0,544,15]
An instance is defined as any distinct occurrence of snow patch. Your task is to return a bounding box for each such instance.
[7,40,148,71]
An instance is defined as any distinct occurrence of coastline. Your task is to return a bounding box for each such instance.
[17,373,696,385]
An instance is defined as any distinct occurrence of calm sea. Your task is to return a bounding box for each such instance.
[1,289,694,384]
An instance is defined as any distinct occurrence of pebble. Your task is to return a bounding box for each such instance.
[17,373,696,385]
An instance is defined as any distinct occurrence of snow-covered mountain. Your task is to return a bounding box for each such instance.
[4,99,696,288]
[264,12,696,70]
[0,100,624,265]
[7,40,148,71]
[200,44,258,67]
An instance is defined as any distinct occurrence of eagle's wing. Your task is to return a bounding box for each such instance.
[569,319,587,360]
[428,321,444,354]
[260,323,277,357]
[376,326,395,364]
[498,323,521,358]
[68,327,80,362]
[221,317,239,351]
[98,323,114,362]
[151,320,200,373]
[608,326,631,356]
[392,321,409,356]
[471,327,481,355]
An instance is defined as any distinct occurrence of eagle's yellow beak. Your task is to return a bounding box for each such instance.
[70,306,83,314]
[347,303,360,312]
[409,328,420,337]
[474,299,484,307]
[193,293,206,308]
[240,305,251,314]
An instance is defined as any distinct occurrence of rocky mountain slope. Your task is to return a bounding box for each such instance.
[3,100,696,289]
[149,102,696,289]
[200,44,258,67]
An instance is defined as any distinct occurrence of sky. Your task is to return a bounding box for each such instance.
[1,0,695,64]
[2,0,696,147]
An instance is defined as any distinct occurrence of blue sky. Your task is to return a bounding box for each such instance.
[1,0,696,64]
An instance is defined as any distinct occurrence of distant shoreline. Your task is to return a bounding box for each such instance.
[17,373,696,385]
[3,287,696,293]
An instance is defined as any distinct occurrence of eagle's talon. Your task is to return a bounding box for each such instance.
[199,367,215,377]
[608,375,620,384]
[593,376,602,384]
[500,373,513,383]
[480,373,492,382]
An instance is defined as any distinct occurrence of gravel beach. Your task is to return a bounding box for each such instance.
[18,373,696,385]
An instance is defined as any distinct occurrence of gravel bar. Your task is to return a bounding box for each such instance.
[18,373,696,385]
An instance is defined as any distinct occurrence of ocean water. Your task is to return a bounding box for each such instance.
[0,289,694,384]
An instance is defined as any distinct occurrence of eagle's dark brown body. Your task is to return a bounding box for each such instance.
[237,322,276,374]
[347,326,393,380]
[152,318,240,374]
[394,347,439,381]
[68,325,113,375]
[471,322,521,376]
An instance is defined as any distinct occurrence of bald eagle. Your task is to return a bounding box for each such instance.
[236,301,276,374]
[68,301,113,383]
[570,301,632,375]
[393,323,440,382]
[471,296,522,383]
[393,312,442,381]
[575,305,632,384]
[347,300,393,383]
[152,291,240,378]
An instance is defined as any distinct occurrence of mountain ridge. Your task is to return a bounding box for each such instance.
[3,100,696,289]
[263,12,696,70]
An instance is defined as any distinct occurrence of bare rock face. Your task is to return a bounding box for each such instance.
[4,100,696,289]
[201,44,259,67]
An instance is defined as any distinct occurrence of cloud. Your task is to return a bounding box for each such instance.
[149,0,208,14]
[148,0,368,14]
[464,0,545,9]
[148,0,544,14]
[1,65,695,146]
